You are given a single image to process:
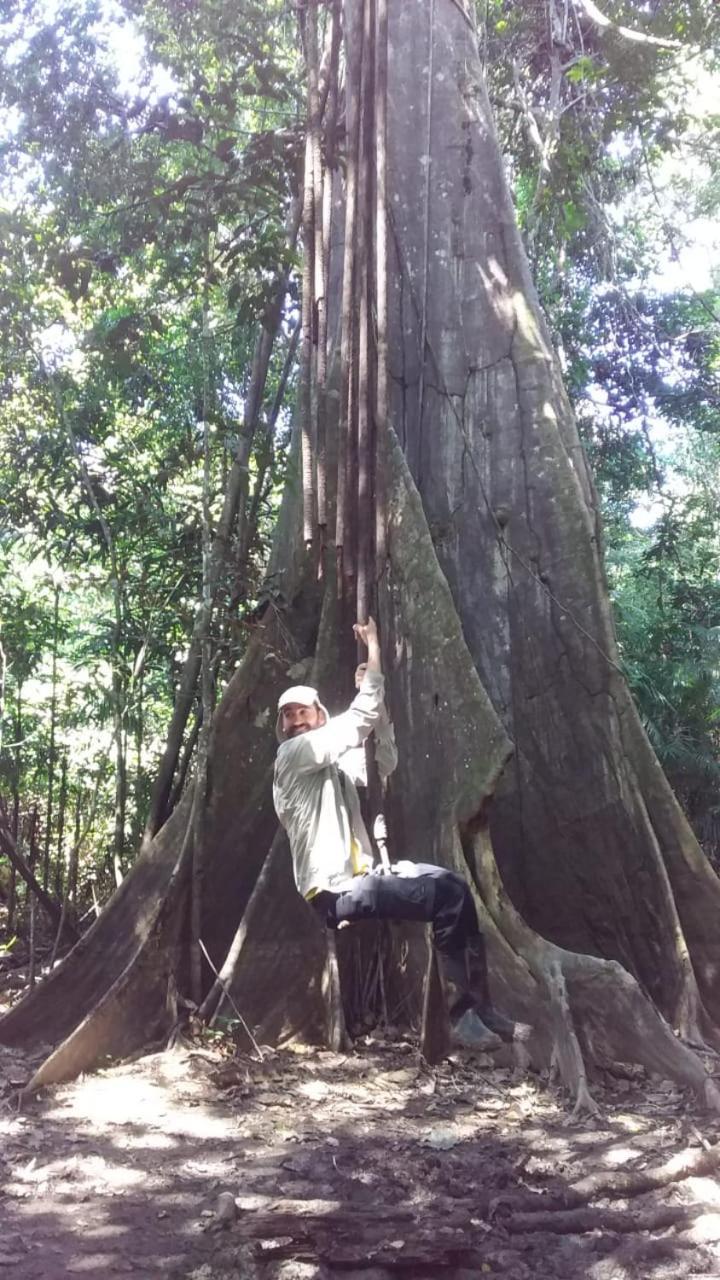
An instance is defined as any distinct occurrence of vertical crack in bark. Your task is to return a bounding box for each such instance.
[415,0,436,491]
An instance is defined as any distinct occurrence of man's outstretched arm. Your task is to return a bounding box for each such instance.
[277,618,385,775]
[354,616,381,674]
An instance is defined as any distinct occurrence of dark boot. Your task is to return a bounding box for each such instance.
[439,950,502,1052]
[466,936,532,1044]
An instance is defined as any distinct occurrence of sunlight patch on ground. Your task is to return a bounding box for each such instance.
[65,1255,128,1272]
[686,1212,720,1244]
[686,1176,720,1209]
[13,1151,147,1191]
[0,1116,27,1138]
[297,1078,331,1100]
[612,1113,648,1133]
[602,1144,639,1166]
[46,1055,234,1143]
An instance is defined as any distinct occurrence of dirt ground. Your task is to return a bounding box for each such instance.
[2,1016,720,1280]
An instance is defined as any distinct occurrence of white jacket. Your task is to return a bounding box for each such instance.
[273,671,388,897]
[339,700,397,789]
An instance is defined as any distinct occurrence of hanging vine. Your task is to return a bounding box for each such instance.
[299,0,389,623]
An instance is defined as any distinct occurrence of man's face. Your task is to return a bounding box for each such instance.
[280,702,324,738]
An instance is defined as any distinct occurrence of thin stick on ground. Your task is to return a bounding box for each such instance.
[198,938,264,1060]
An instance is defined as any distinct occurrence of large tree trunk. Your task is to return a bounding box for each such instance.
[2,0,719,1107]
[381,0,720,1039]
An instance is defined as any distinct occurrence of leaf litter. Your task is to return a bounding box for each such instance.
[1,1034,720,1277]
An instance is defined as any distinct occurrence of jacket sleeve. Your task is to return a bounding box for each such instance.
[276,672,386,776]
[374,704,398,781]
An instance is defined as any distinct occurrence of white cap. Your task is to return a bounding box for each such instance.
[277,685,321,710]
[276,685,330,742]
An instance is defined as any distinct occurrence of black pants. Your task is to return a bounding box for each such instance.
[311,864,480,955]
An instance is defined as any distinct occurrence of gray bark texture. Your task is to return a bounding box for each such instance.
[380,0,720,1037]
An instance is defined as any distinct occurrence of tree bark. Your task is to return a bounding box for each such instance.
[380,0,720,1035]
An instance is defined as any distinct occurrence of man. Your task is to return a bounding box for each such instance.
[273,617,526,1051]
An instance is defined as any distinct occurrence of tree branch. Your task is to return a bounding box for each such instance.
[573,0,683,50]
[0,810,78,944]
